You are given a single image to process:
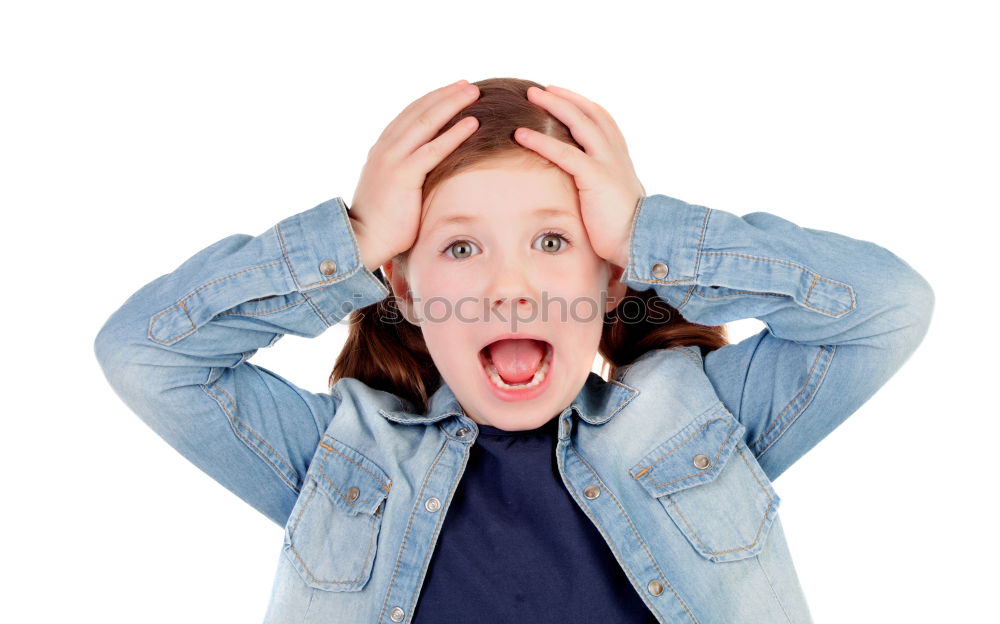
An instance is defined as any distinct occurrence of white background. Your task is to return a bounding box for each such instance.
[3,1,995,621]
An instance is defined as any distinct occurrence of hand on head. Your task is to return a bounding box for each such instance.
[349,79,481,273]
[349,79,645,275]
[514,85,645,269]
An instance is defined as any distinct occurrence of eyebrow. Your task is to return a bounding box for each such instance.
[427,207,576,232]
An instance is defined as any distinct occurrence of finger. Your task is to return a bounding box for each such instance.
[375,80,466,141]
[526,86,610,156]
[408,115,479,176]
[513,127,599,183]
[381,82,480,161]
[544,84,628,152]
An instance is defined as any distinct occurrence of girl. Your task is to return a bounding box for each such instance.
[94,77,934,623]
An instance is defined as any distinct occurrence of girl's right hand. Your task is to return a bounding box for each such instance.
[349,79,481,273]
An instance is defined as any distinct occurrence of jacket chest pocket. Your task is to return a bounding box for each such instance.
[630,402,780,563]
[283,435,392,592]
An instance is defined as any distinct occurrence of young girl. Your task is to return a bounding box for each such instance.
[94,77,934,623]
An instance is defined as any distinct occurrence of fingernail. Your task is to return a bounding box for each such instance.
[455,79,468,86]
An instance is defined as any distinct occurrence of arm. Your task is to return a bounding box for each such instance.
[620,194,934,482]
[93,197,389,526]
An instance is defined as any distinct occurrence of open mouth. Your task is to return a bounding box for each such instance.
[478,338,554,391]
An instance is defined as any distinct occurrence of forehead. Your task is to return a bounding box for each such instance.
[420,161,579,229]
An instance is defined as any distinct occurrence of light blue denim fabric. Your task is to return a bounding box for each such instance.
[94,193,934,623]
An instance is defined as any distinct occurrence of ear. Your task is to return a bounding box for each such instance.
[605,262,628,315]
[383,258,421,326]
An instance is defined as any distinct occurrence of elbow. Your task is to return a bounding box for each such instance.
[886,270,935,365]
[907,270,935,343]
[94,315,123,385]
[94,310,152,409]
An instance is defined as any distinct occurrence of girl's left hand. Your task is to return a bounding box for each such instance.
[513,84,646,269]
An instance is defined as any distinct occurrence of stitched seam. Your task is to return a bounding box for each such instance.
[287,478,316,538]
[751,345,835,456]
[211,381,300,485]
[756,555,794,623]
[274,222,304,289]
[314,470,378,509]
[754,346,833,458]
[568,444,698,623]
[671,346,702,367]
[624,195,644,283]
[287,483,379,586]
[700,251,855,316]
[275,219,367,290]
[575,378,640,424]
[199,382,298,494]
[321,436,392,492]
[632,416,728,477]
[625,204,711,292]
[644,422,737,491]
[148,261,285,344]
[300,289,332,326]
[754,346,825,446]
[215,298,302,317]
[406,440,472,622]
[690,207,713,284]
[694,290,786,299]
[379,440,450,623]
[667,445,773,557]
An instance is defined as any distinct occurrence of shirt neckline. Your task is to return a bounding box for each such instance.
[476,416,560,437]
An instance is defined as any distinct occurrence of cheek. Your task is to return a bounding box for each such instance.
[543,272,609,322]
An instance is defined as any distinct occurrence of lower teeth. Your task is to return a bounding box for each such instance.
[485,347,552,390]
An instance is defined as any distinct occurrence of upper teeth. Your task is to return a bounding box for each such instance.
[484,343,553,390]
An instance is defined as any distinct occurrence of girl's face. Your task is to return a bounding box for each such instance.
[388,155,627,431]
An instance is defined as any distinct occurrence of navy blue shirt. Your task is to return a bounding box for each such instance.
[411,415,657,623]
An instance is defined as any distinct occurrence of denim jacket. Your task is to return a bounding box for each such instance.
[94,193,934,623]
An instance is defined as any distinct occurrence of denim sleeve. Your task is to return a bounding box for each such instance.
[620,194,935,482]
[93,197,390,526]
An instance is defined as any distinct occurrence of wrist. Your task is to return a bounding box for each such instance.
[349,217,390,274]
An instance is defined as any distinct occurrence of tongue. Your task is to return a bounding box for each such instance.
[486,339,546,384]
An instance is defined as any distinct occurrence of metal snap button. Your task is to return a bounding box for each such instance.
[583,485,601,500]
[319,259,337,276]
[425,497,441,512]
[693,454,711,469]
[456,427,470,438]
[390,606,405,622]
[651,262,669,279]
[346,486,360,502]
[647,579,664,596]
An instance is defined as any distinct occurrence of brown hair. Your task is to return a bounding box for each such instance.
[330,77,729,413]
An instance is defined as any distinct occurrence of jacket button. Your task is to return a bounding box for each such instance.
[319,259,337,276]
[651,262,669,279]
[425,497,441,512]
[647,579,664,596]
[346,486,360,502]
[456,427,470,437]
[693,454,711,469]
[583,485,601,499]
[390,606,405,622]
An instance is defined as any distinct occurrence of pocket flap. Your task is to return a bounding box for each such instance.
[629,402,745,498]
[312,435,392,516]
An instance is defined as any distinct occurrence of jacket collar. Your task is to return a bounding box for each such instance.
[377,372,639,426]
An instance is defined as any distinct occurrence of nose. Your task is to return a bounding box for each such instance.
[485,255,540,315]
